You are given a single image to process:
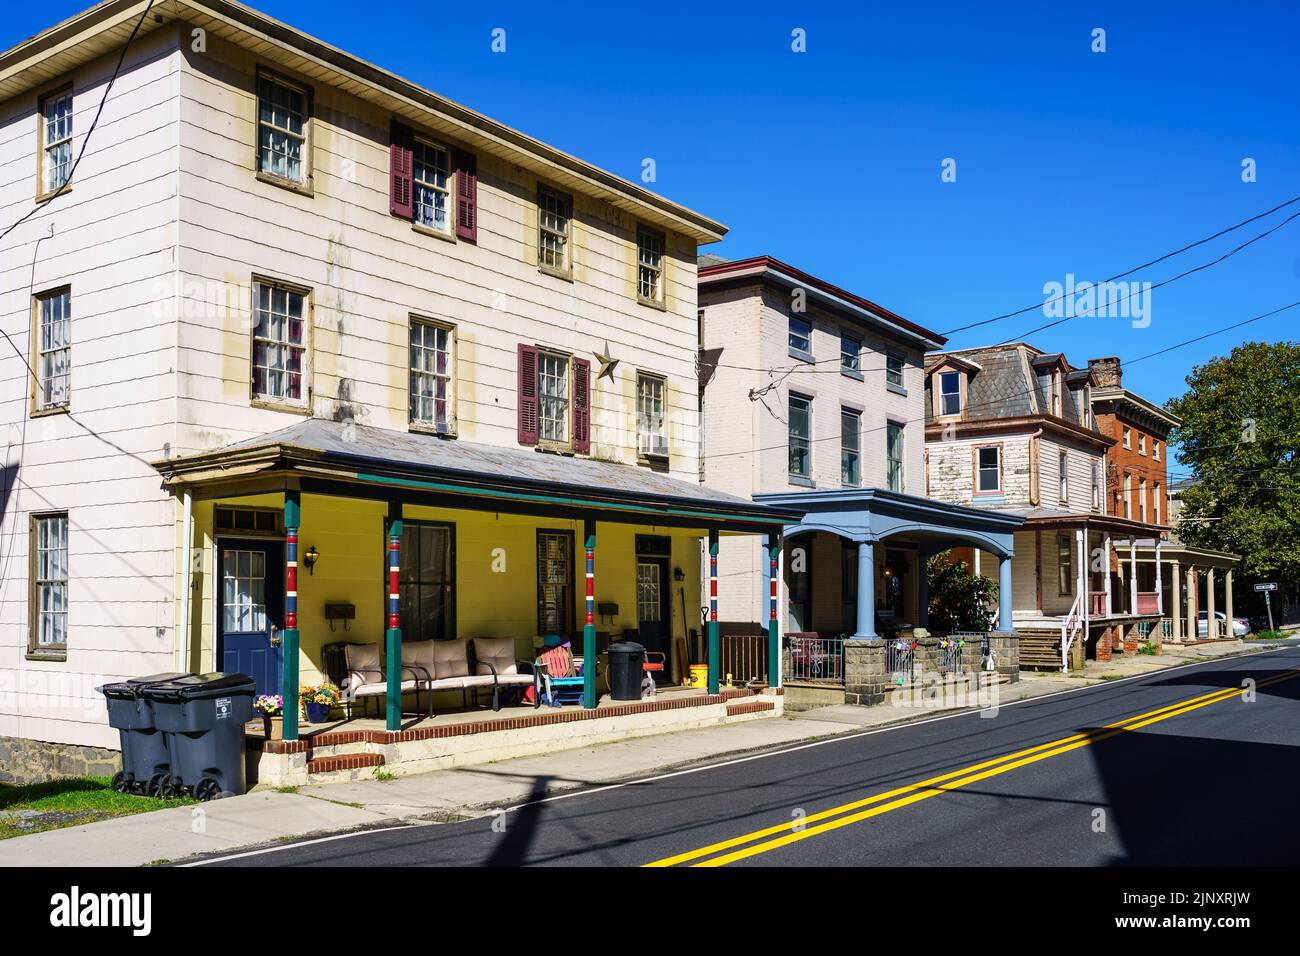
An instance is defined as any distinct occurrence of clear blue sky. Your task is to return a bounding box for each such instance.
[8,0,1299,470]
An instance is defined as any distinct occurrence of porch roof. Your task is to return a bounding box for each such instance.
[1116,536,1240,568]
[753,486,1024,557]
[994,506,1168,538]
[152,419,801,531]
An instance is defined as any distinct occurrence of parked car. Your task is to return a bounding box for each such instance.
[1197,611,1249,638]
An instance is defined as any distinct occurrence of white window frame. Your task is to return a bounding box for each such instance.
[1153,440,1161,461]
[409,318,455,432]
[251,278,310,408]
[1091,461,1100,511]
[30,512,69,655]
[39,88,73,198]
[840,332,861,374]
[1059,450,1069,503]
[34,288,71,412]
[939,371,961,416]
[537,349,570,444]
[1153,483,1161,524]
[412,138,452,234]
[637,372,668,458]
[886,353,905,389]
[976,445,1001,494]
[256,71,310,187]
[636,225,665,304]
[1139,434,1146,456]
[841,407,861,486]
[1139,478,1147,522]
[1123,473,1133,519]
[538,185,572,275]
[1122,427,1131,450]
[788,314,812,356]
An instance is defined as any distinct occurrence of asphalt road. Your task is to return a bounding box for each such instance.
[204,646,1300,867]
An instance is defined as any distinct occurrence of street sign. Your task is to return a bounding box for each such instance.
[1254,582,1278,592]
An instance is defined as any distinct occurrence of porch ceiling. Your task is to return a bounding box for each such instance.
[753,486,1024,556]
[152,419,800,532]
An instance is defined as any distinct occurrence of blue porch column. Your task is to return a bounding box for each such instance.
[764,532,781,686]
[281,491,301,741]
[385,515,404,731]
[707,529,720,694]
[582,518,597,709]
[998,553,1014,631]
[853,540,878,640]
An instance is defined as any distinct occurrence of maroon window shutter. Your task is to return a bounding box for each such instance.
[390,120,414,219]
[454,148,478,242]
[572,357,591,453]
[518,344,539,445]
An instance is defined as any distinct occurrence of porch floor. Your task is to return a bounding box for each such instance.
[247,684,737,743]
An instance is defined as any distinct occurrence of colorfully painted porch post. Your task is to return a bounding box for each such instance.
[765,533,781,686]
[385,518,404,731]
[282,491,301,741]
[998,553,1014,632]
[707,529,720,695]
[853,540,878,640]
[583,518,597,709]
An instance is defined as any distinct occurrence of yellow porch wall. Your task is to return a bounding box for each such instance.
[182,493,706,688]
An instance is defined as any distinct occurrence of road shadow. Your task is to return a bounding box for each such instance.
[1086,725,1300,865]
[484,776,551,867]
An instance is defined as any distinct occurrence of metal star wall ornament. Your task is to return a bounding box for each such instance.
[595,341,620,381]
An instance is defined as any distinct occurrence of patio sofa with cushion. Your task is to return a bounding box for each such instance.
[333,639,538,719]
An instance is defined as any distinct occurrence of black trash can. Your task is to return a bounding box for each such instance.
[144,673,255,801]
[607,641,646,701]
[98,672,189,796]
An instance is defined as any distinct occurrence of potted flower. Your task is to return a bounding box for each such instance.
[254,694,283,740]
[300,682,341,724]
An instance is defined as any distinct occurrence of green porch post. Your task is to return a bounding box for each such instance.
[583,518,597,709]
[281,491,301,741]
[707,529,720,695]
[385,513,404,731]
[766,533,781,687]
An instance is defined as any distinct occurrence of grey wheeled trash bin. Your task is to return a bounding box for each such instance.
[607,641,646,701]
[98,672,189,796]
[144,673,255,801]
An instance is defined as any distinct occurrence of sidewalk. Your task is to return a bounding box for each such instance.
[0,638,1264,867]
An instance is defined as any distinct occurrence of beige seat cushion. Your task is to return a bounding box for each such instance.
[473,637,520,677]
[426,676,468,691]
[460,674,497,688]
[401,640,437,682]
[351,679,415,697]
[344,643,382,691]
[432,640,470,678]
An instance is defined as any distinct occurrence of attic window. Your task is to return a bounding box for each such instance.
[939,371,961,416]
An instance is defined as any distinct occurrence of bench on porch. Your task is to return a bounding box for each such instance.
[325,639,538,719]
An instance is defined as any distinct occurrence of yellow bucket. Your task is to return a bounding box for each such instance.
[688,664,709,689]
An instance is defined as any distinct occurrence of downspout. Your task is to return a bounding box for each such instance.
[178,487,193,673]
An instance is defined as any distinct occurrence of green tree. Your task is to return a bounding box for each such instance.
[926,552,999,632]
[1166,341,1300,587]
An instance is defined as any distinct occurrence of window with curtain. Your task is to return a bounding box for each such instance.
[396,521,454,641]
[536,531,573,636]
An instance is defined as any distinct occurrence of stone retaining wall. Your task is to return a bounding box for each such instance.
[0,735,120,786]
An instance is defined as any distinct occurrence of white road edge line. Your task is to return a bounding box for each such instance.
[187,645,1286,865]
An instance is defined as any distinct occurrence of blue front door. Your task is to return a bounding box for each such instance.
[218,538,285,697]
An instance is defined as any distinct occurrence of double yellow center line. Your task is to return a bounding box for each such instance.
[645,667,1300,867]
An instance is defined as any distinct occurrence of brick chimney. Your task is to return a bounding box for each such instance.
[1088,356,1122,388]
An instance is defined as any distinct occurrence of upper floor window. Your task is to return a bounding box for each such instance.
[1153,440,1161,461]
[1153,482,1162,524]
[886,353,905,390]
[1081,385,1091,427]
[39,89,73,196]
[939,371,961,416]
[1050,374,1062,416]
[976,445,1001,494]
[1059,450,1069,503]
[1122,427,1131,450]
[637,226,665,304]
[886,421,904,492]
[637,372,668,458]
[538,350,570,443]
[1138,433,1147,456]
[34,288,71,411]
[1139,478,1148,522]
[840,333,861,374]
[789,393,811,479]
[538,185,572,274]
[409,319,454,432]
[252,279,308,406]
[31,513,68,655]
[1091,461,1100,510]
[841,408,860,486]
[1123,473,1133,519]
[256,73,308,185]
[413,139,451,233]
[789,315,812,358]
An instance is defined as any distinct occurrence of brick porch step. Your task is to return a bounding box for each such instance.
[307,752,384,774]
